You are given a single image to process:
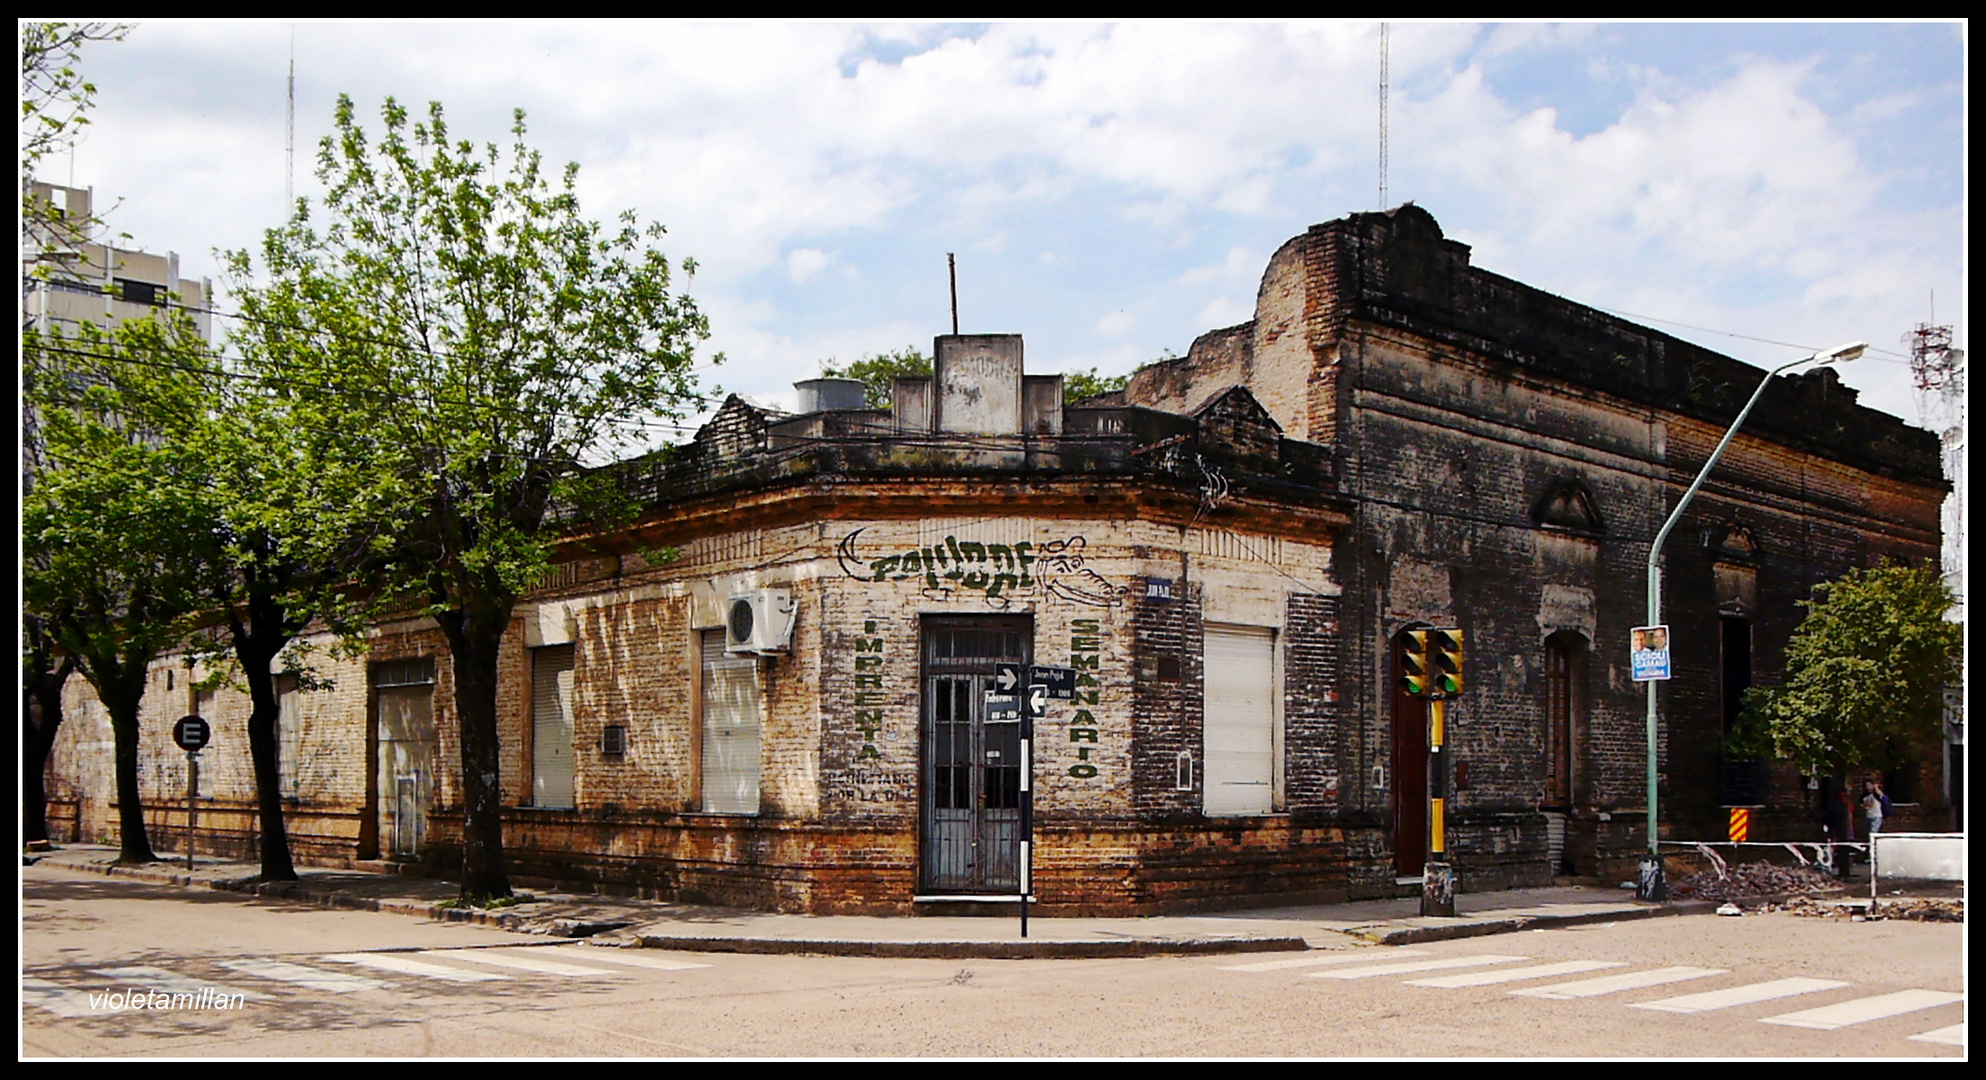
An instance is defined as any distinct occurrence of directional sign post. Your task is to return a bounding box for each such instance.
[1020,683,1035,939]
[172,716,210,871]
[988,662,1039,936]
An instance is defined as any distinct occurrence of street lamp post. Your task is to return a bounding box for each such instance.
[1637,341,1866,902]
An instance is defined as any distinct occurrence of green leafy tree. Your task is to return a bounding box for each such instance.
[821,347,929,408]
[1736,561,1962,780]
[820,349,1128,407]
[21,21,133,842]
[232,96,715,902]
[1061,366,1128,404]
[20,20,132,179]
[24,317,213,864]
[21,21,133,259]
[175,363,395,881]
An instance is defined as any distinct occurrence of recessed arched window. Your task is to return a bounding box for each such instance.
[1533,479,1605,535]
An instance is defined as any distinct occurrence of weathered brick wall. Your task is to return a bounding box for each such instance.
[1300,208,1944,892]
[1283,594,1342,811]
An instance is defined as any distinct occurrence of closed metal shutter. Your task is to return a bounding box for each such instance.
[701,631,762,814]
[532,644,577,809]
[1204,624,1275,816]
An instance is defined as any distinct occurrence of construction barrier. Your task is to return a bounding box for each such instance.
[1872,832,1965,883]
[1659,839,1862,880]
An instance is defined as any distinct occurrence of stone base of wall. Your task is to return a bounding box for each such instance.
[415,812,1359,915]
[88,801,368,869]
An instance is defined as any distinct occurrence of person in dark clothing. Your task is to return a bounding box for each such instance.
[1821,780,1855,877]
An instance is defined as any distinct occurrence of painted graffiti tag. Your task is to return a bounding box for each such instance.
[1066,618,1103,778]
[836,528,1123,608]
[852,619,885,761]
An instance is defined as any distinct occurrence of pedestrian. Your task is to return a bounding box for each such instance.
[1862,780,1885,836]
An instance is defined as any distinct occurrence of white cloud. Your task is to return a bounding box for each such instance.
[1095,309,1134,337]
[1196,297,1252,328]
[787,248,831,283]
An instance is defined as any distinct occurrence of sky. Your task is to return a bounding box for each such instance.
[35,20,1968,447]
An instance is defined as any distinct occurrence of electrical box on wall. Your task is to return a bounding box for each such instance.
[724,588,796,655]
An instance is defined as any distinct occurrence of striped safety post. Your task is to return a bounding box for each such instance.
[1727,806,1751,843]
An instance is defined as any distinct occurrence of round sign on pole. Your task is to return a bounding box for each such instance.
[173,715,210,753]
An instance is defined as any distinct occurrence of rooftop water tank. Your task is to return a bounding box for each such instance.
[793,377,869,413]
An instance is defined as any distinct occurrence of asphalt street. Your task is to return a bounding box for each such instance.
[19,863,1966,1058]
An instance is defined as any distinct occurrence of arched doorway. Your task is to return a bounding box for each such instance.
[1543,630,1590,876]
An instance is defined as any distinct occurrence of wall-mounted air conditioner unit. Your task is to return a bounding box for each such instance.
[724,588,796,655]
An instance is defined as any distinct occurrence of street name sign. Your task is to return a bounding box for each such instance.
[1029,665,1076,700]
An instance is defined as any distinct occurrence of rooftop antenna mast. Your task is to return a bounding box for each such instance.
[285,25,296,218]
[1905,296,1966,617]
[1378,22,1389,209]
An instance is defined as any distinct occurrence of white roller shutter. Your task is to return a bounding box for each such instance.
[1204,624,1276,816]
[532,645,577,809]
[701,631,762,815]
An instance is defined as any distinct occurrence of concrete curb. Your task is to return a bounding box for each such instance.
[36,853,1745,958]
[628,934,1312,959]
[52,857,564,934]
[1349,902,1713,945]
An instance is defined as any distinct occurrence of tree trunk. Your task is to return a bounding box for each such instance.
[438,602,515,904]
[23,656,74,845]
[101,672,157,864]
[242,660,298,881]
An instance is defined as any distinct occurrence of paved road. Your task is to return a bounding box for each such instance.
[21,865,1965,1057]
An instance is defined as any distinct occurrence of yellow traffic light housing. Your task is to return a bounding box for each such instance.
[1401,629,1432,697]
[1430,628,1464,698]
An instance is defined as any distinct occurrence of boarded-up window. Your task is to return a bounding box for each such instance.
[532,644,577,809]
[701,630,762,815]
[374,661,437,858]
[1204,624,1276,816]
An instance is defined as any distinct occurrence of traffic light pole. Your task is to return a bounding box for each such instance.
[1422,698,1454,917]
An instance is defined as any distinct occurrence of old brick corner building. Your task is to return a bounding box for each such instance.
[48,205,1948,913]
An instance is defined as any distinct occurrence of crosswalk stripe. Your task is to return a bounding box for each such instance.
[1309,954,1530,980]
[558,948,712,971]
[1907,1023,1965,1047]
[1222,949,1430,972]
[21,978,100,1018]
[1760,989,1965,1030]
[91,965,258,1000]
[1406,960,1625,988]
[1630,977,1850,1014]
[219,958,394,993]
[322,953,509,983]
[1511,966,1727,999]
[420,949,617,977]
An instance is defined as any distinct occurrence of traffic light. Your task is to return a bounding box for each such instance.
[1429,628,1464,698]
[1401,630,1432,697]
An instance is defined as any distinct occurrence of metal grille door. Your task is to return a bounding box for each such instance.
[921,619,1029,893]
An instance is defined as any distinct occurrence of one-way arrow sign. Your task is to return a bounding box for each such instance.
[992,662,1022,694]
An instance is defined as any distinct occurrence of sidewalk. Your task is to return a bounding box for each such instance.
[25,844,1710,959]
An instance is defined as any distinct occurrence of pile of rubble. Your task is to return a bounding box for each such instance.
[1669,861,1841,903]
[1863,897,1964,923]
[1757,895,1965,922]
